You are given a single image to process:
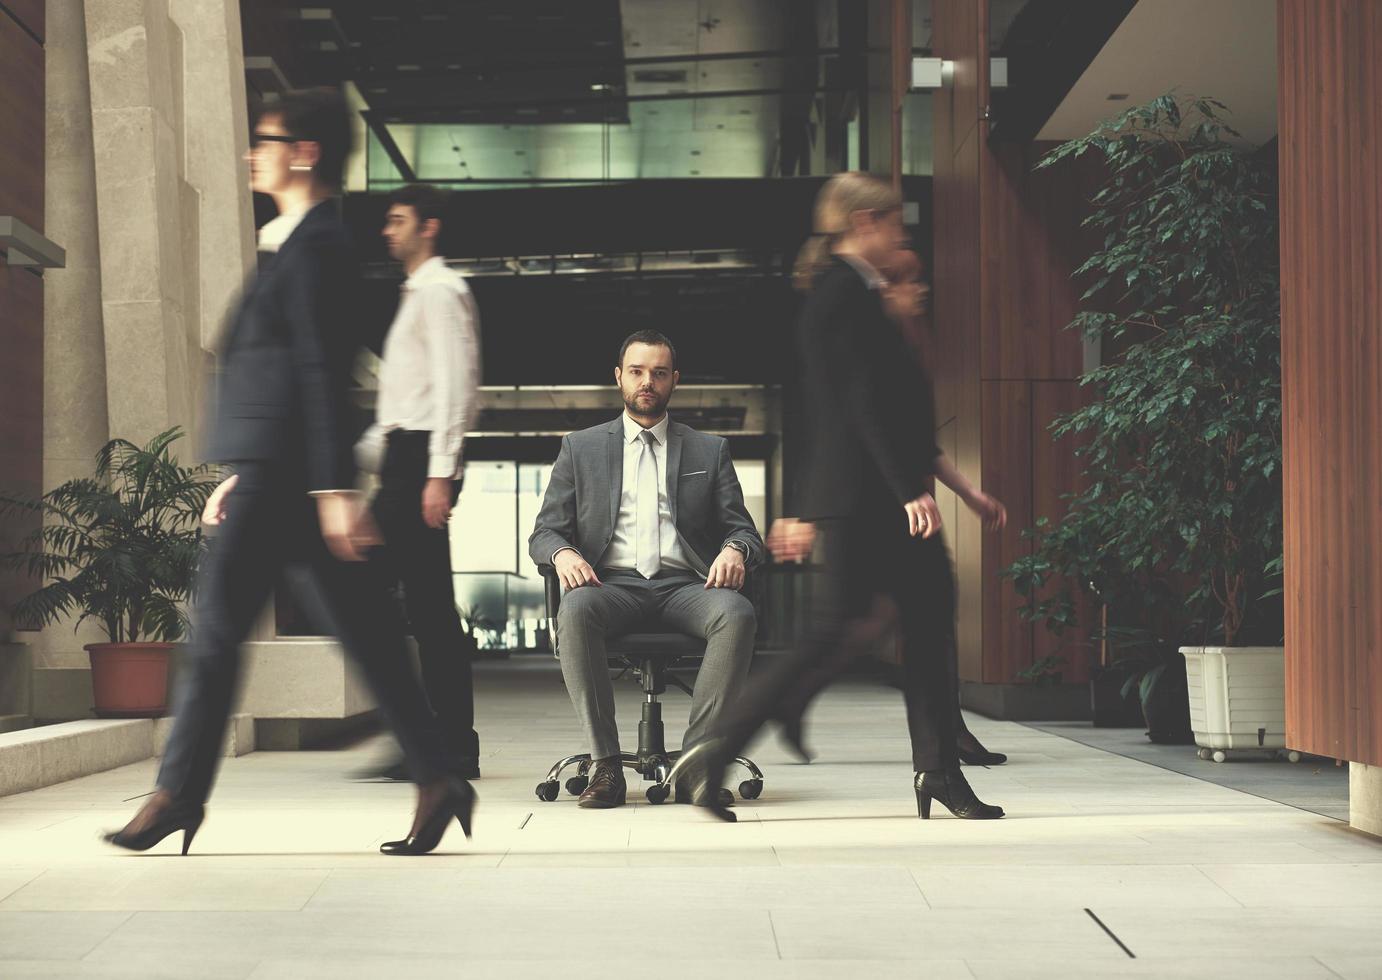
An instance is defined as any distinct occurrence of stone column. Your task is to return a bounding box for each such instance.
[37,0,111,669]
[169,0,255,455]
[84,0,195,448]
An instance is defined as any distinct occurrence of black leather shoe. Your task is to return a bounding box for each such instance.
[778,714,814,764]
[914,768,1004,820]
[103,800,205,855]
[577,761,626,809]
[380,776,476,855]
[674,784,734,808]
[957,731,1007,767]
[671,741,736,822]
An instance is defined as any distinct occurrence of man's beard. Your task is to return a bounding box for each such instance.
[623,388,668,418]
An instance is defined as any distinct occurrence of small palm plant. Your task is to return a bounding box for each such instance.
[1,428,217,643]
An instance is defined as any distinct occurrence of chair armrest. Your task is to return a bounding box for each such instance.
[537,564,561,620]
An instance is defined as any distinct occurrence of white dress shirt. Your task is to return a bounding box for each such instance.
[357,256,482,479]
[601,413,695,574]
[255,203,310,253]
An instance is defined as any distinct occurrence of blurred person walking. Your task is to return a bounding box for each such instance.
[675,172,1004,822]
[879,248,1008,768]
[104,88,474,857]
[353,184,483,783]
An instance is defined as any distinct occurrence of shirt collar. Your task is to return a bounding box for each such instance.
[256,202,312,253]
[623,411,669,445]
[403,255,449,291]
[839,252,887,291]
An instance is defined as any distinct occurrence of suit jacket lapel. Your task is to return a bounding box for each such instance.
[665,421,683,524]
[606,418,623,531]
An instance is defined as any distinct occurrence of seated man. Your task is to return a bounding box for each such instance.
[529,329,764,809]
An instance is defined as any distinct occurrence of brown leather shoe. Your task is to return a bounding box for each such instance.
[577,761,627,808]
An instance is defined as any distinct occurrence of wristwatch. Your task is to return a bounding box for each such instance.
[726,540,749,560]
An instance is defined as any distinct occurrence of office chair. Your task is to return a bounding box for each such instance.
[533,564,765,805]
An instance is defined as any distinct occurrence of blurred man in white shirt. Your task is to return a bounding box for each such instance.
[357,184,482,780]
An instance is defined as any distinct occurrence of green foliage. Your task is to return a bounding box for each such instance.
[0,428,217,644]
[1017,655,1067,687]
[1003,95,1283,671]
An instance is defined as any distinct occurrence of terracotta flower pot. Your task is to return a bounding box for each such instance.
[85,643,174,718]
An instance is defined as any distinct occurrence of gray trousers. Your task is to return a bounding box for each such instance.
[557,569,756,760]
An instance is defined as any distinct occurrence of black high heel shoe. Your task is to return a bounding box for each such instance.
[914,768,1004,820]
[103,801,205,854]
[779,714,814,764]
[669,740,736,823]
[380,776,476,855]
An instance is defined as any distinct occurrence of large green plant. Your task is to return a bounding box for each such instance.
[1004,95,1282,674]
[0,428,217,643]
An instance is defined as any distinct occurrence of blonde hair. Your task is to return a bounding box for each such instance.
[793,172,903,292]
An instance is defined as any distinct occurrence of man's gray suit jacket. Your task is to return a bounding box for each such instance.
[528,416,765,576]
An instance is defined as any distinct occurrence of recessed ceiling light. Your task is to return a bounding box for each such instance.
[1107,93,1130,101]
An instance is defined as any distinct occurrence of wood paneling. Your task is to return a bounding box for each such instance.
[980,380,1033,684]
[1030,380,1094,682]
[934,0,1100,694]
[0,1,44,630]
[980,142,1091,382]
[0,13,44,229]
[1279,0,1382,765]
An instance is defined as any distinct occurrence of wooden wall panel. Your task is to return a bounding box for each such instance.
[1030,380,1094,683]
[980,380,1033,683]
[1279,0,1382,765]
[0,12,44,228]
[0,5,44,632]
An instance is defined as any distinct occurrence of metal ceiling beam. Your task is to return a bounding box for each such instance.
[360,110,417,181]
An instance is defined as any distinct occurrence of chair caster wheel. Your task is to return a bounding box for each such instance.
[1211,750,1227,763]
[738,779,763,800]
[1286,751,1302,763]
[565,776,589,796]
[1197,748,1212,761]
[646,784,671,805]
[535,780,559,802]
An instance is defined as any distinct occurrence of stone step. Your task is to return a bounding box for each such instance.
[0,712,255,798]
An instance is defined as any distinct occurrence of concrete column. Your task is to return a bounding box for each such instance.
[84,0,195,448]
[38,0,112,668]
[1351,764,1382,840]
[169,0,255,454]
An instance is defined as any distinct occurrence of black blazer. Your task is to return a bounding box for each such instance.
[795,257,940,522]
[205,201,359,492]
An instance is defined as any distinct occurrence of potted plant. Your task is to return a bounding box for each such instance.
[0,428,216,717]
[1003,95,1282,747]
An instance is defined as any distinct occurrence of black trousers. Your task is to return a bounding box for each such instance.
[158,463,447,804]
[370,431,479,760]
[714,516,961,772]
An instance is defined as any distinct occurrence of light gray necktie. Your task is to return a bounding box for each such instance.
[636,429,662,578]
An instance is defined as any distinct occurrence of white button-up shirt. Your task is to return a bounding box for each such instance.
[357,256,482,479]
[601,412,694,574]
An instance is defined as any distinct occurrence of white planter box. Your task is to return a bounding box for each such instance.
[1181,645,1297,762]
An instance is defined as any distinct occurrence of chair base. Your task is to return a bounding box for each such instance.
[536,750,764,805]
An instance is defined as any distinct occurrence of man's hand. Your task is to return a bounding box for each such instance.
[421,477,454,530]
[202,475,238,526]
[554,548,601,591]
[767,518,816,563]
[316,491,380,562]
[964,490,1007,531]
[904,493,942,539]
[705,545,747,590]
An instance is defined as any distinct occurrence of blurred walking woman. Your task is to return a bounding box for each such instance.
[682,172,1003,821]
[105,88,474,856]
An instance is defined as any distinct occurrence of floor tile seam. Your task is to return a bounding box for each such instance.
[1312,954,1349,979]
[905,866,934,909]
[1187,864,1249,909]
[66,909,136,962]
[0,866,49,906]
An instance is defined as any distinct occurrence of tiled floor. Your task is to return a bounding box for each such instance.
[1,660,1380,978]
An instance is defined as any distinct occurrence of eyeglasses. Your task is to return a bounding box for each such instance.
[250,132,297,149]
